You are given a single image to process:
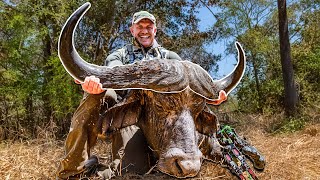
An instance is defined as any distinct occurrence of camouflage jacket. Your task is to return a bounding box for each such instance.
[104,39,181,67]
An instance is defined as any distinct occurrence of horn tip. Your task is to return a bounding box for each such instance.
[78,2,91,11]
[235,41,242,49]
[83,2,91,8]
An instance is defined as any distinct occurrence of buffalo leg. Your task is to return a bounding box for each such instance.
[56,92,105,178]
[98,125,154,179]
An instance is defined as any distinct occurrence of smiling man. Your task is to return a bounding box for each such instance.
[103,10,181,68]
[56,10,182,179]
[131,11,157,47]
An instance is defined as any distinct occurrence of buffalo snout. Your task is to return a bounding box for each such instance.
[158,148,202,178]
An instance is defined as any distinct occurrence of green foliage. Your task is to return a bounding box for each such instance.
[211,0,280,114]
[0,0,222,140]
[294,46,320,107]
[0,0,82,139]
[289,1,320,112]
[1,0,320,139]
[212,0,319,120]
[273,116,306,133]
[45,56,82,119]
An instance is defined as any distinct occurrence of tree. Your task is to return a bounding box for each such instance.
[277,0,298,116]
[0,0,221,139]
[211,0,277,112]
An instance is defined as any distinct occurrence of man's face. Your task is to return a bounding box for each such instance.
[130,19,157,48]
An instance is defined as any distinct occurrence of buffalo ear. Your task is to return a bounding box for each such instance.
[107,91,143,130]
[110,102,141,129]
[195,107,219,136]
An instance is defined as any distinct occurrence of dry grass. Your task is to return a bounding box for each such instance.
[0,139,64,179]
[1,118,320,180]
[246,124,320,179]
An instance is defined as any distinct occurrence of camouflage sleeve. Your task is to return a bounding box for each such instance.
[104,48,126,67]
[165,50,182,61]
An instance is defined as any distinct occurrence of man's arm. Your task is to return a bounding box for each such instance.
[104,49,125,67]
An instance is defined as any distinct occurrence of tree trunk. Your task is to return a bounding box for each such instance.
[25,92,34,137]
[40,17,53,123]
[277,0,298,116]
[251,53,263,113]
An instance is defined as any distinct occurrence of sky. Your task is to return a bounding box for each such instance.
[197,6,237,78]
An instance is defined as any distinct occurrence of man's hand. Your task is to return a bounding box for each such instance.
[74,76,105,94]
[206,90,227,105]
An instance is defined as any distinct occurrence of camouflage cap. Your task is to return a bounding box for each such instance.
[132,11,156,25]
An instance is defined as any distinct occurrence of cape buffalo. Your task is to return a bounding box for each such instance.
[58,2,264,179]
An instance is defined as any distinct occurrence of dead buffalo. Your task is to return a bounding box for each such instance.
[58,2,264,179]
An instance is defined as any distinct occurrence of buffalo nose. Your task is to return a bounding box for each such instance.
[176,158,201,176]
[159,148,202,177]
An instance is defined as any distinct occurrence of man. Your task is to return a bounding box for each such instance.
[56,10,181,179]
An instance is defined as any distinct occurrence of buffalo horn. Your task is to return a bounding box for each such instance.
[58,2,246,101]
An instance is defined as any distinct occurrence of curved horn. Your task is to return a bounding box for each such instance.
[58,2,94,82]
[215,42,246,95]
[185,42,246,100]
[58,3,246,101]
[58,2,187,90]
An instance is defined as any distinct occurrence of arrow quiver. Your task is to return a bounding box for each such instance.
[217,125,265,180]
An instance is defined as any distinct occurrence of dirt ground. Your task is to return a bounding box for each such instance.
[1,116,320,180]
